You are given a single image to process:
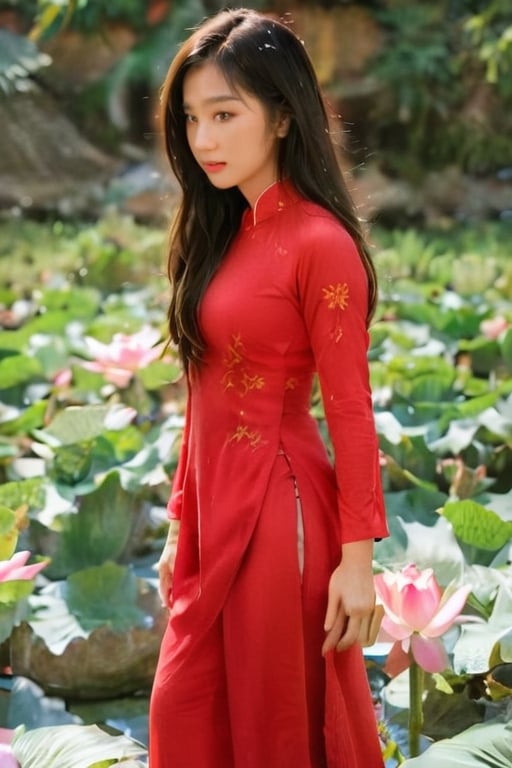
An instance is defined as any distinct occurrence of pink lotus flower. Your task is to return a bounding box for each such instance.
[82,326,164,388]
[480,315,509,340]
[0,551,48,583]
[0,729,19,768]
[375,564,471,676]
[53,367,73,387]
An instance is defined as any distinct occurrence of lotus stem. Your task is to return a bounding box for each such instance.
[409,658,424,758]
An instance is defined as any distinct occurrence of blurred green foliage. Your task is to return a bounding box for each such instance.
[1,0,510,176]
[369,0,512,176]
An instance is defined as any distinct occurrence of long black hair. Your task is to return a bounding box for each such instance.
[161,7,378,370]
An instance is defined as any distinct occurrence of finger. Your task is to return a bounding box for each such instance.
[324,592,341,632]
[336,615,361,651]
[158,570,172,607]
[322,612,347,655]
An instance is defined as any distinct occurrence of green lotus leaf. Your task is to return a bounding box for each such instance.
[100,427,144,463]
[462,376,495,397]
[0,478,46,511]
[399,517,466,586]
[0,505,17,559]
[405,373,456,403]
[2,312,72,348]
[45,472,136,579]
[38,287,101,319]
[402,720,512,767]
[420,681,484,742]
[0,578,36,604]
[7,674,79,728]
[395,302,441,327]
[452,253,498,294]
[369,323,388,350]
[0,440,17,459]
[70,364,107,392]
[84,313,143,341]
[11,723,147,768]
[31,338,72,379]
[138,359,182,390]
[0,354,42,388]
[37,405,115,445]
[51,443,93,485]
[0,401,47,437]
[473,491,512,520]
[484,661,512,701]
[440,391,500,427]
[380,434,437,484]
[441,500,512,552]
[0,286,17,305]
[428,420,479,455]
[13,580,166,697]
[65,563,145,632]
[0,601,28,644]
[383,488,447,537]
[454,583,512,674]
[489,629,512,668]
[440,307,486,339]
[0,328,28,351]
[388,355,455,378]
[476,405,512,444]
[458,337,501,374]
[501,327,512,370]
[390,400,454,426]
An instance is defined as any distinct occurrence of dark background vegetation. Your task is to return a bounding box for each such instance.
[1,0,512,224]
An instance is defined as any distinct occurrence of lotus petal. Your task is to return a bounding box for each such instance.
[0,551,30,580]
[399,581,440,631]
[423,585,472,638]
[411,634,449,673]
[381,614,412,641]
[0,552,47,583]
[384,640,411,677]
[0,745,19,768]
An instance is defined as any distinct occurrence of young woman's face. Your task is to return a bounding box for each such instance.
[182,61,288,207]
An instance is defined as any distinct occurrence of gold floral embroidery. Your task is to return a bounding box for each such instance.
[332,325,343,343]
[222,333,265,396]
[322,282,349,310]
[285,377,298,390]
[322,282,349,343]
[222,334,266,449]
[222,334,243,391]
[240,373,265,396]
[228,425,262,448]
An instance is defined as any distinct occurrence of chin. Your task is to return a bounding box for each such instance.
[207,179,237,191]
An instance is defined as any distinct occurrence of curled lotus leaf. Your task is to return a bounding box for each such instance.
[10,586,167,700]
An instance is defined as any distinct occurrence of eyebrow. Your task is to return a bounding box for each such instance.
[182,94,243,110]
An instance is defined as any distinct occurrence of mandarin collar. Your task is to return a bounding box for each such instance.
[241,179,301,229]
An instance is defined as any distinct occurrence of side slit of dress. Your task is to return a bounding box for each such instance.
[278,446,305,582]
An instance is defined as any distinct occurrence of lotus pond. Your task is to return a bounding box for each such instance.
[0,213,511,767]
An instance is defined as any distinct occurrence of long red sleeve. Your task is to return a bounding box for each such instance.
[296,216,388,543]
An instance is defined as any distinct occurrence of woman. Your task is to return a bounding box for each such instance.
[150,8,388,768]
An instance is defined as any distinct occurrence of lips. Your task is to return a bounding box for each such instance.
[203,162,226,173]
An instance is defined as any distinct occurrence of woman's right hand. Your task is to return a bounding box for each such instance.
[157,519,181,608]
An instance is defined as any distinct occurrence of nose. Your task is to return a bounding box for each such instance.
[190,120,217,151]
